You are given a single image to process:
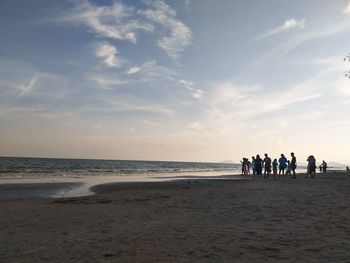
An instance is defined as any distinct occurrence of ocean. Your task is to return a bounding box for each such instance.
[0,157,241,178]
[0,157,243,199]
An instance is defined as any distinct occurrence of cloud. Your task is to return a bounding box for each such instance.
[141,119,164,127]
[0,75,38,96]
[90,75,133,89]
[62,0,192,59]
[0,66,69,99]
[179,79,195,86]
[256,18,305,40]
[92,96,176,116]
[179,79,204,99]
[95,42,122,67]
[127,66,141,74]
[253,17,350,65]
[136,60,177,82]
[205,79,320,122]
[344,2,350,14]
[90,60,176,90]
[139,0,192,58]
[63,0,154,43]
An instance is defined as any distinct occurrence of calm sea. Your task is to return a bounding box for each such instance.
[0,157,241,178]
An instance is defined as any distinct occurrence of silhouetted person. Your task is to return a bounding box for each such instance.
[307,155,316,178]
[263,153,272,178]
[278,154,287,176]
[321,160,327,173]
[251,156,256,176]
[240,158,245,175]
[285,160,291,177]
[290,152,297,178]
[272,159,278,178]
[255,154,263,178]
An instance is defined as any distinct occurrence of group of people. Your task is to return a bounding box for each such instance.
[240,153,321,179]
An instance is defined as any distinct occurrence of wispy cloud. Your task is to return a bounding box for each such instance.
[127,66,141,74]
[62,0,191,59]
[95,42,122,67]
[179,79,204,99]
[256,18,305,40]
[204,78,321,122]
[63,0,154,43]
[91,96,176,116]
[139,0,192,58]
[90,75,132,89]
[141,119,164,128]
[134,60,177,82]
[253,17,350,65]
[0,76,37,95]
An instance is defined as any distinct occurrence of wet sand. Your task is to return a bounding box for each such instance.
[1,172,350,262]
[0,182,84,200]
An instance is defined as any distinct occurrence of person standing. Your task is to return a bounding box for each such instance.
[263,153,272,178]
[321,160,327,173]
[240,158,245,175]
[255,154,263,178]
[285,160,292,177]
[278,154,287,176]
[272,159,278,178]
[290,152,297,179]
[307,155,316,178]
[251,156,256,176]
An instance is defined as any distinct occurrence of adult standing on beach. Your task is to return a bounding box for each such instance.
[251,156,256,176]
[272,159,278,178]
[321,160,327,173]
[290,152,297,178]
[263,153,272,178]
[255,154,263,178]
[278,154,287,176]
[307,155,316,178]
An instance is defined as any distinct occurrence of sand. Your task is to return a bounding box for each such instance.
[1,172,350,262]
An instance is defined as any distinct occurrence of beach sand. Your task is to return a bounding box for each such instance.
[1,172,350,262]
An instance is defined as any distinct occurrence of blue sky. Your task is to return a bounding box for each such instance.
[1,0,350,163]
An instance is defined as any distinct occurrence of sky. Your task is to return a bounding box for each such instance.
[1,0,350,163]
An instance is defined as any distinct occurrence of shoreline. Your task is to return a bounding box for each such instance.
[0,170,347,200]
[0,173,247,200]
[1,171,350,262]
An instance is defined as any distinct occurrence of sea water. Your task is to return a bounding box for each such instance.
[0,157,241,178]
[0,157,242,199]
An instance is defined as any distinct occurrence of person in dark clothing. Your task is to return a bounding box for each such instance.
[255,154,263,178]
[251,156,256,176]
[290,152,297,178]
[307,155,316,178]
[278,154,288,176]
[272,159,278,178]
[321,160,327,173]
[263,153,272,178]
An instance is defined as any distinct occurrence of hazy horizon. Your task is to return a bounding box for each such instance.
[1,0,350,163]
